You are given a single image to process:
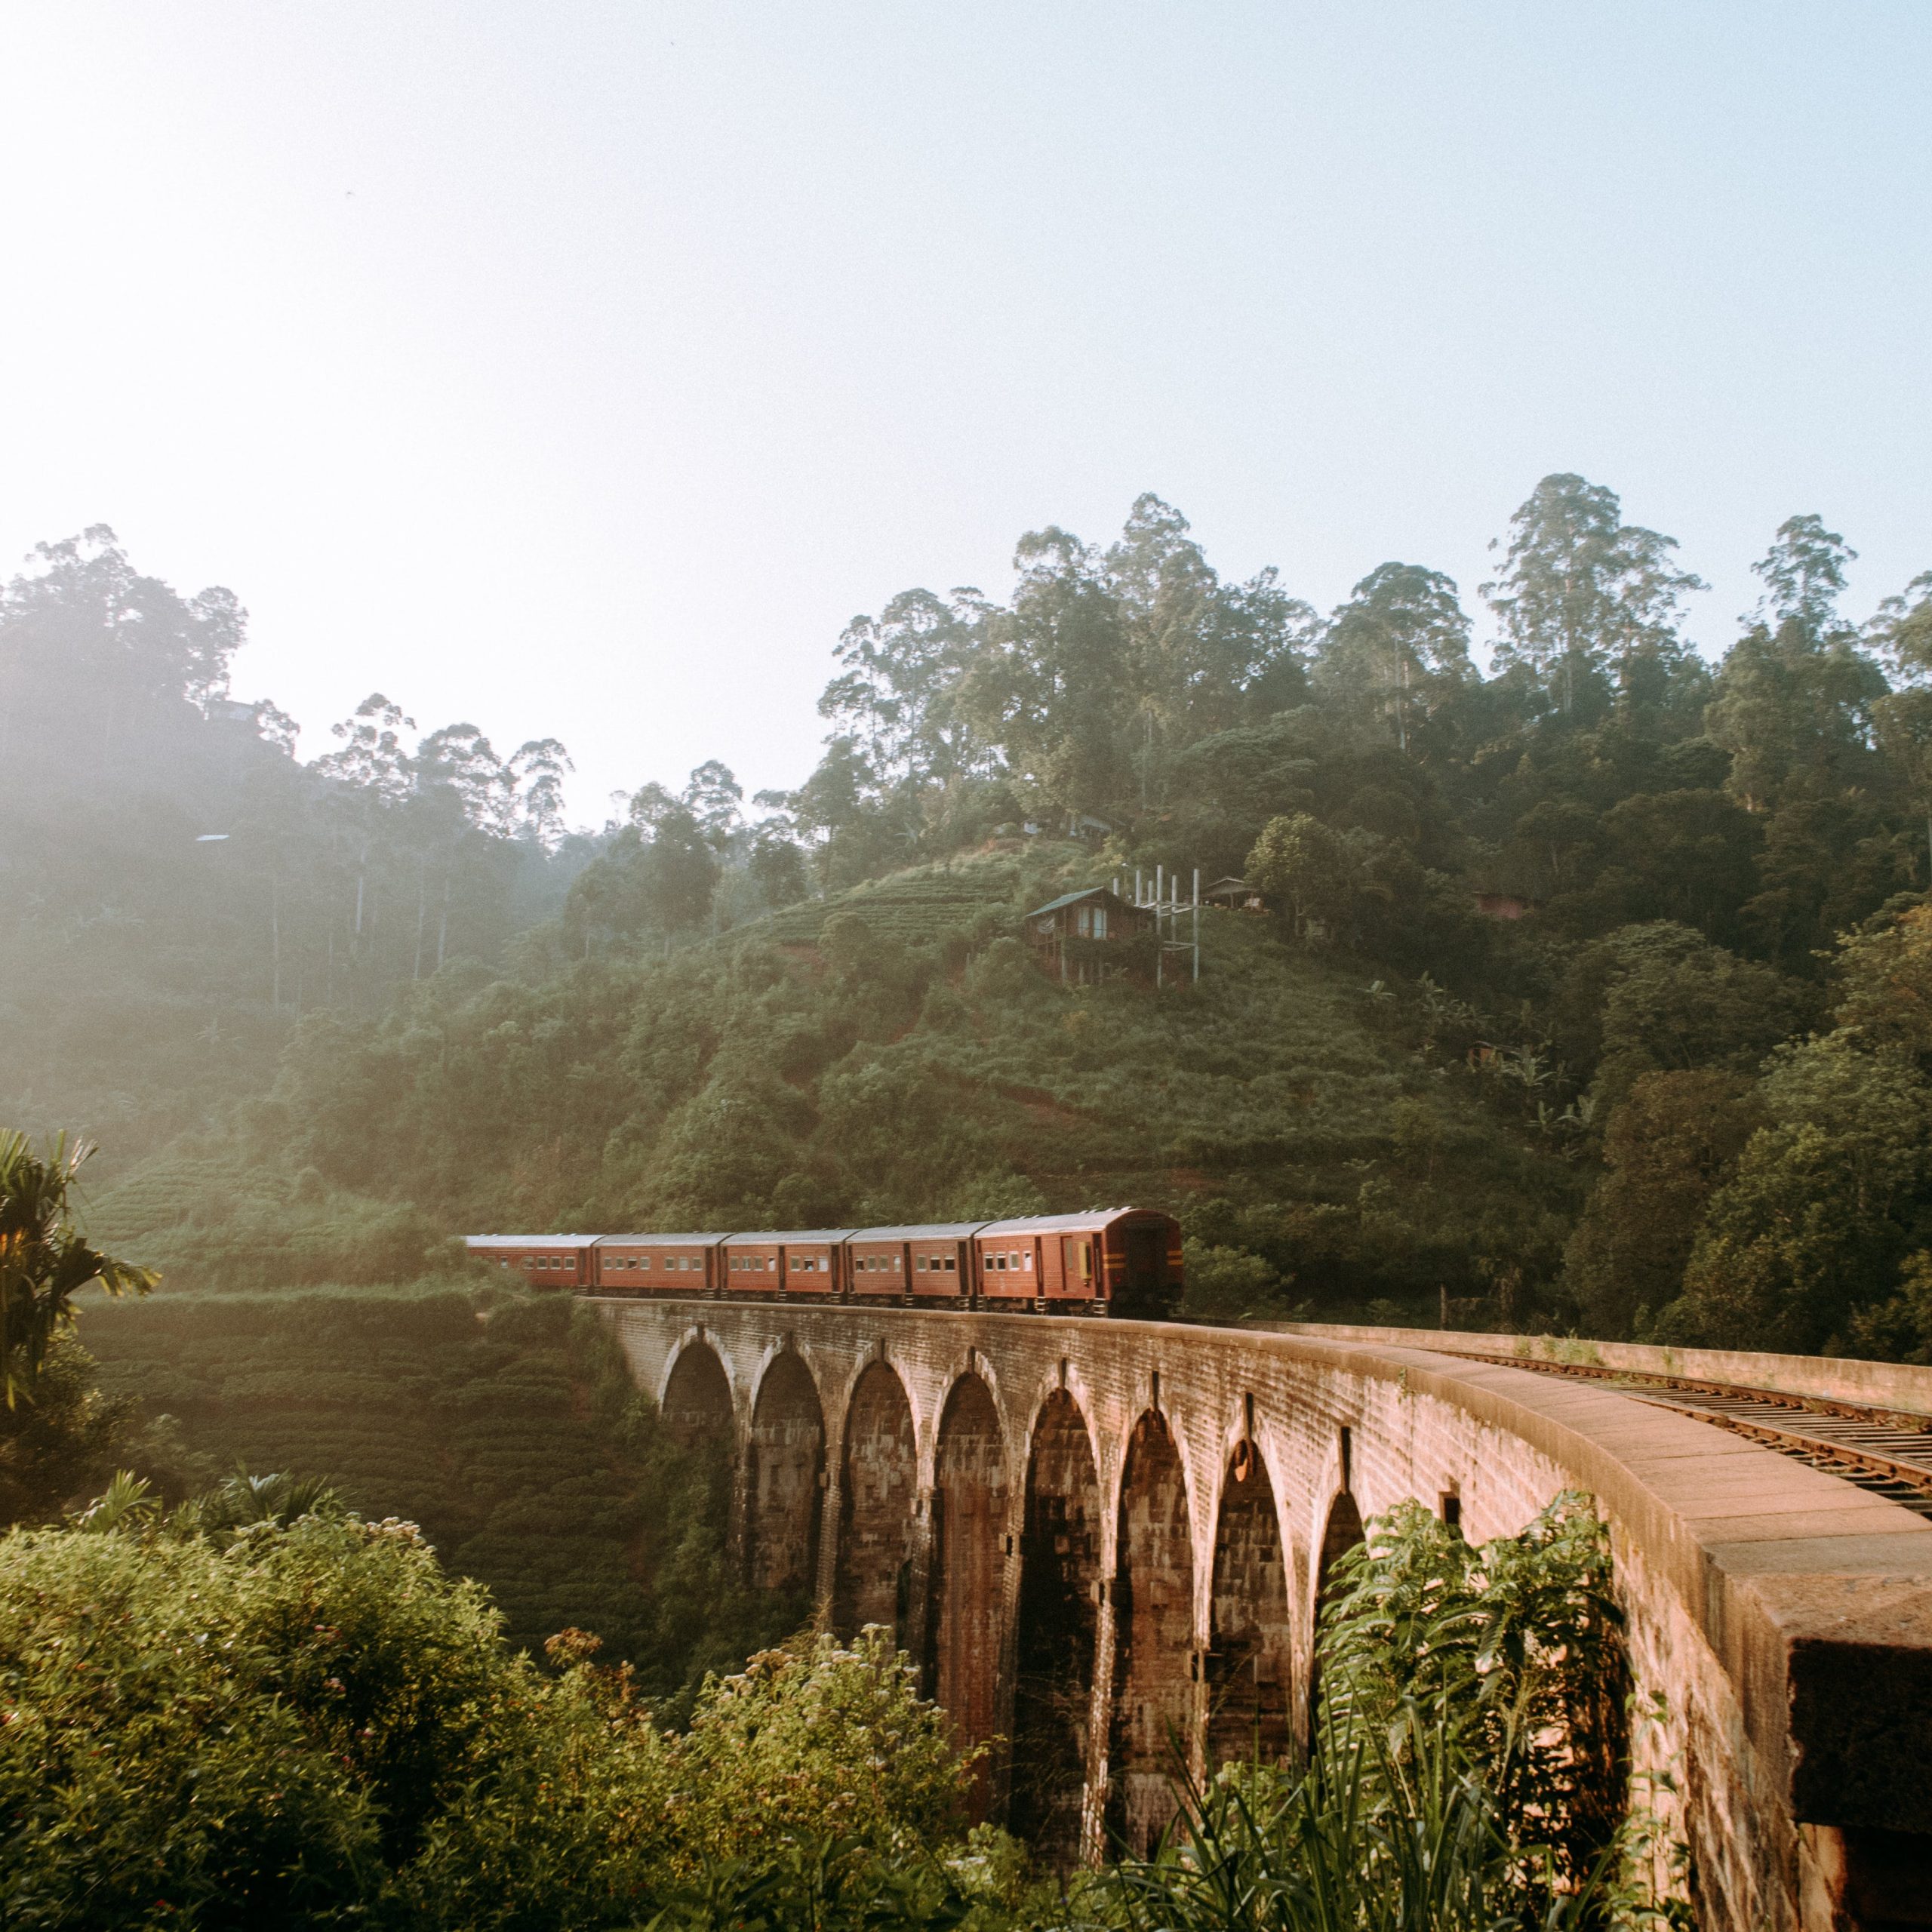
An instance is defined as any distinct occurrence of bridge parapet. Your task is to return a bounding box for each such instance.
[1267,1319,1932,1417]
[598,1300,1932,1930]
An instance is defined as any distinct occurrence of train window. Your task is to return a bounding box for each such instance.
[1023,1252,1033,1270]
[943,1256,956,1272]
[893,1254,902,1269]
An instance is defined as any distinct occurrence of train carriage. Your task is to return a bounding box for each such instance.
[974,1207,1183,1317]
[466,1233,601,1289]
[720,1229,857,1303]
[846,1223,981,1306]
[591,1233,724,1297]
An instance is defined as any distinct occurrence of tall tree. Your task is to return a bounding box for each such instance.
[1484,475,1705,716]
[1870,571,1932,874]
[959,525,1136,817]
[681,761,746,853]
[506,738,573,848]
[819,588,992,795]
[1750,513,1857,632]
[1707,515,1884,814]
[1316,563,1472,752]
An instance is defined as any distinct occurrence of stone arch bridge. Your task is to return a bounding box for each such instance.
[598,1298,1932,1932]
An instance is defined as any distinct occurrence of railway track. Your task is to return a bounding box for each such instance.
[1454,1350,1932,1518]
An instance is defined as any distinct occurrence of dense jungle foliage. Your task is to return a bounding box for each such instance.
[10,478,1932,1353]
[0,1468,1675,1931]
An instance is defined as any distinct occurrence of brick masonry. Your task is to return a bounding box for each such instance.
[598,1300,1932,1930]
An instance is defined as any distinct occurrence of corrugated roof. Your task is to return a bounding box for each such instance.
[592,1232,727,1247]
[977,1208,1161,1235]
[1025,886,1120,919]
[465,1234,602,1250]
[848,1223,991,1241]
[720,1229,860,1246]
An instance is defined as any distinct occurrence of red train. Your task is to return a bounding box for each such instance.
[465,1207,1183,1318]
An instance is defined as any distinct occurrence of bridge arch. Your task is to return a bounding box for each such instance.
[927,1371,1010,1813]
[1010,1386,1103,1868]
[832,1358,919,1641]
[1106,1407,1197,1857]
[660,1335,735,1446]
[1307,1484,1367,1731]
[1205,1434,1294,1770]
[746,1349,826,1598]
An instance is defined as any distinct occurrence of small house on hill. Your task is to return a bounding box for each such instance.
[1205,876,1265,912]
[1025,886,1152,985]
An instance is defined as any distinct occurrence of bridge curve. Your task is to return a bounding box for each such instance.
[599,1300,1932,1931]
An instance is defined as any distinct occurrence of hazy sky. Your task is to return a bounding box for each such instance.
[2,3,1927,821]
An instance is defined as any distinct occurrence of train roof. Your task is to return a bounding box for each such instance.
[848,1222,991,1241]
[592,1232,727,1248]
[720,1229,860,1246]
[975,1208,1168,1235]
[465,1234,603,1250]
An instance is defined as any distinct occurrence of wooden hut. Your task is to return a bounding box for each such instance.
[1024,886,1152,985]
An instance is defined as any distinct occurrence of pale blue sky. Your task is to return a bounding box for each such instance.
[2,3,1926,818]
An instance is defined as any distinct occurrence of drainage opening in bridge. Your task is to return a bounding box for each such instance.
[1206,1438,1293,1772]
[1106,1409,1196,1860]
[926,1373,1008,1820]
[747,1352,826,1596]
[1010,1388,1101,1869]
[832,1361,917,1645]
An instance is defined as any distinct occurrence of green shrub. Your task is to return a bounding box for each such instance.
[0,1506,984,1930]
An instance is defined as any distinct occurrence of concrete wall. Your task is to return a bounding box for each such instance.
[597,1300,1932,1931]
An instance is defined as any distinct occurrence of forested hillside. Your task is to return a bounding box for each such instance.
[0,529,584,1171]
[14,478,1932,1354]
